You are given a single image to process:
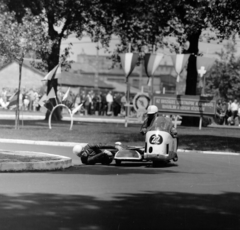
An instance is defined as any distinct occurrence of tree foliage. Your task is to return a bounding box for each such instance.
[206,41,240,100]
[0,9,52,128]
[4,0,240,98]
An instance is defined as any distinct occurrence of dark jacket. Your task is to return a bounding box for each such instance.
[79,143,116,158]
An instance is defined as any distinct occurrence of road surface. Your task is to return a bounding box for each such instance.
[0,142,239,230]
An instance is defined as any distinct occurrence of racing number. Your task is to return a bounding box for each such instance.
[149,134,163,145]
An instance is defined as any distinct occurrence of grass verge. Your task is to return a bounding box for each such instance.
[0,119,239,153]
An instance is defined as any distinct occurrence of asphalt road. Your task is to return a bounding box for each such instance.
[0,143,240,230]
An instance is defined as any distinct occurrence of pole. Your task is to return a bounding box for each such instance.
[95,41,99,89]
[202,76,205,95]
[139,60,143,90]
[125,42,132,127]
[151,45,156,104]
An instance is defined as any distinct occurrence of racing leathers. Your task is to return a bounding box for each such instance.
[78,143,116,165]
[140,113,178,138]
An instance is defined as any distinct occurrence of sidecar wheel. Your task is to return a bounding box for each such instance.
[115,160,121,166]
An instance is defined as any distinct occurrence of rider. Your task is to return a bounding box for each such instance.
[140,105,178,138]
[73,143,116,165]
[140,105,178,161]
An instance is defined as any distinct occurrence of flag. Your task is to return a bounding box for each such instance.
[38,94,48,107]
[47,87,56,100]
[42,64,60,81]
[119,53,139,80]
[62,87,71,101]
[197,57,216,77]
[7,90,19,108]
[72,104,83,115]
[144,53,164,85]
[197,57,216,87]
[171,54,190,82]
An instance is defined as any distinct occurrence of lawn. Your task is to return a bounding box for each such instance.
[0,118,239,153]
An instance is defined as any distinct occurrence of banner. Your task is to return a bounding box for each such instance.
[42,64,60,81]
[119,53,139,80]
[171,54,190,82]
[144,53,164,86]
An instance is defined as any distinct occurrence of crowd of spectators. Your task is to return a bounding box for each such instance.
[215,98,240,126]
[0,87,130,117]
[58,89,129,117]
[0,87,40,111]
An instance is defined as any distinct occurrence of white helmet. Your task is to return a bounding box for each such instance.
[147,105,158,114]
[115,142,122,146]
[73,145,83,156]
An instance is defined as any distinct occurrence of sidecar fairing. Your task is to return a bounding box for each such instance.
[144,116,178,162]
[114,146,145,165]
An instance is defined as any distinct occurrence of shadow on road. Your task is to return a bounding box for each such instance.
[0,191,239,230]
[50,163,204,176]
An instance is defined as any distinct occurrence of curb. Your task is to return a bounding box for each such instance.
[0,150,72,172]
[177,149,240,156]
[0,138,85,147]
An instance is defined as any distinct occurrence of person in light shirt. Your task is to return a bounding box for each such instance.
[106,91,113,115]
[229,99,239,125]
[238,102,240,126]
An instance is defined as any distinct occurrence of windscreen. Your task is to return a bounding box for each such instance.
[148,116,172,133]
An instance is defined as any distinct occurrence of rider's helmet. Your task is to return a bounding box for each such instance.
[73,145,83,156]
[115,142,122,150]
[147,105,158,114]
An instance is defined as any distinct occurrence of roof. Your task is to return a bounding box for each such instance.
[104,80,140,94]
[57,72,114,89]
[0,59,45,76]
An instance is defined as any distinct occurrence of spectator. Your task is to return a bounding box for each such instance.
[32,89,39,112]
[112,93,121,116]
[106,91,113,116]
[226,100,232,123]
[27,89,33,110]
[99,92,107,116]
[120,92,127,115]
[215,99,226,125]
[230,99,239,125]
[84,91,92,115]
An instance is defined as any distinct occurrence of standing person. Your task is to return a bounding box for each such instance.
[0,88,8,109]
[32,89,39,112]
[215,99,226,125]
[23,89,30,111]
[226,100,232,125]
[120,92,127,115]
[238,102,240,126]
[230,99,239,125]
[112,93,121,116]
[94,92,101,116]
[74,93,81,114]
[27,89,35,111]
[99,92,107,116]
[84,91,91,115]
[106,91,113,116]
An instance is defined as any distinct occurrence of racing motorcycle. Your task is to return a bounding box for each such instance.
[114,116,178,166]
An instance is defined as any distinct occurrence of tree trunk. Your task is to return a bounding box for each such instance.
[16,59,23,129]
[181,31,201,126]
[45,38,62,121]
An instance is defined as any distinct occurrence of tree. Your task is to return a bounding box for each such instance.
[4,0,115,120]
[0,9,52,129]
[206,40,240,100]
